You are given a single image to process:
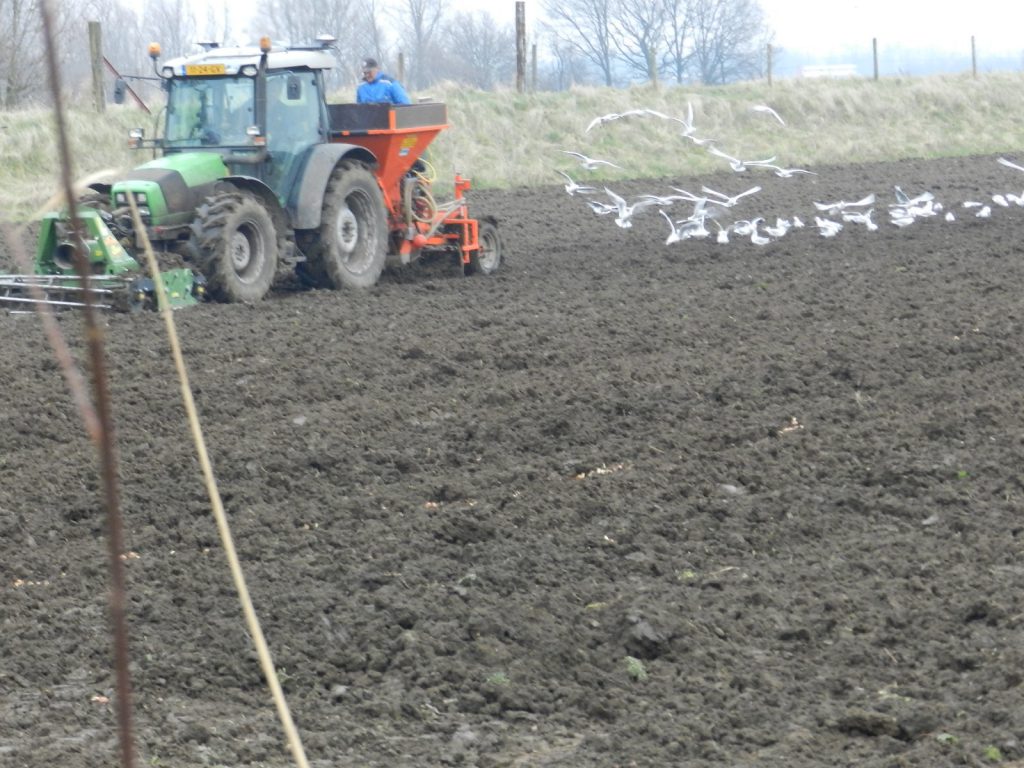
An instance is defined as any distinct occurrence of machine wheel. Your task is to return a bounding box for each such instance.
[312,161,388,289]
[464,218,502,276]
[192,191,278,302]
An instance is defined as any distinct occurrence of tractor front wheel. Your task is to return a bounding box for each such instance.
[464,218,502,276]
[193,191,278,302]
[312,161,388,289]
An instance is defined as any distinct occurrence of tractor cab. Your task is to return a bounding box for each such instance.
[156,39,332,202]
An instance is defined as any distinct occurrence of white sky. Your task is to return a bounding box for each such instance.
[183,0,1024,58]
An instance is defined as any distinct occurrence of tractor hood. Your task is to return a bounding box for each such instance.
[111,152,229,230]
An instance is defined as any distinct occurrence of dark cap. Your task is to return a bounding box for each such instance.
[361,57,378,69]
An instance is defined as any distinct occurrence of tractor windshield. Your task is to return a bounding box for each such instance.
[165,76,255,147]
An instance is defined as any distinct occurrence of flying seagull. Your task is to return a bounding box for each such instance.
[556,170,597,196]
[603,187,656,228]
[560,150,622,171]
[707,145,776,172]
[997,157,1024,173]
[700,184,761,208]
[584,109,647,133]
[813,193,876,215]
[751,105,785,126]
[758,163,817,178]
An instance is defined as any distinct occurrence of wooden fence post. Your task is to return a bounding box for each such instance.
[971,36,977,78]
[531,42,537,91]
[767,43,773,86]
[89,21,105,113]
[398,52,405,84]
[872,37,879,80]
[515,1,526,93]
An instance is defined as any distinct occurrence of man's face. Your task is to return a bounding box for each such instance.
[362,66,377,83]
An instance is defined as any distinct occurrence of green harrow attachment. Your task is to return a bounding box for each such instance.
[1,208,205,314]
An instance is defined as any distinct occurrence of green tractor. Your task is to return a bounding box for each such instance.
[1,35,500,312]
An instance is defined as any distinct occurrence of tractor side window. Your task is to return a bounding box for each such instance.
[265,71,322,192]
[266,72,321,153]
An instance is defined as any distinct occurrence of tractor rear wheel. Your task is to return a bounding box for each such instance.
[193,191,278,302]
[464,217,502,276]
[312,161,388,289]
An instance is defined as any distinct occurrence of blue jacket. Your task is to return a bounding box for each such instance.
[357,73,411,105]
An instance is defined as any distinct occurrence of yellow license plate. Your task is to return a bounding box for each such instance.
[185,64,226,76]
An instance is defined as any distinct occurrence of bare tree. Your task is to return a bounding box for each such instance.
[435,10,515,90]
[541,0,616,86]
[0,0,87,107]
[610,0,668,84]
[141,0,196,59]
[688,0,769,84]
[393,0,447,90]
[661,0,693,84]
[538,25,595,90]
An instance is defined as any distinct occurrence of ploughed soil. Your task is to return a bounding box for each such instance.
[3,153,1024,768]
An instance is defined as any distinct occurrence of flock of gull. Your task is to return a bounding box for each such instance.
[556,106,1024,246]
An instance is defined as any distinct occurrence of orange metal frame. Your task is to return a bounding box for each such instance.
[331,110,480,265]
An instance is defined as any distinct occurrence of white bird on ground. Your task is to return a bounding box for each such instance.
[731,218,764,237]
[814,216,843,237]
[992,194,1010,207]
[791,216,805,229]
[700,184,761,208]
[749,220,772,245]
[893,186,934,207]
[997,157,1024,173]
[1007,193,1024,206]
[604,187,655,228]
[660,210,711,244]
[962,201,985,208]
[842,208,878,231]
[556,170,597,196]
[975,205,992,218]
[945,211,956,222]
[707,145,776,172]
[714,221,731,244]
[813,193,875,215]
[751,104,785,126]
[560,150,622,171]
[660,210,690,244]
[891,200,938,220]
[763,218,791,238]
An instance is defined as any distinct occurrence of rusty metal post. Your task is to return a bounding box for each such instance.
[515,1,526,93]
[89,21,105,112]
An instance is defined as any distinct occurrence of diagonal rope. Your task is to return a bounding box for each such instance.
[126,196,311,768]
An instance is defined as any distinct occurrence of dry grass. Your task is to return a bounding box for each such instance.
[3,72,1024,221]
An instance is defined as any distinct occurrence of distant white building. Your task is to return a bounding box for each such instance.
[801,63,858,78]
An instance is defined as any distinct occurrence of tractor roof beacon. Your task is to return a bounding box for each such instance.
[1,35,501,312]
